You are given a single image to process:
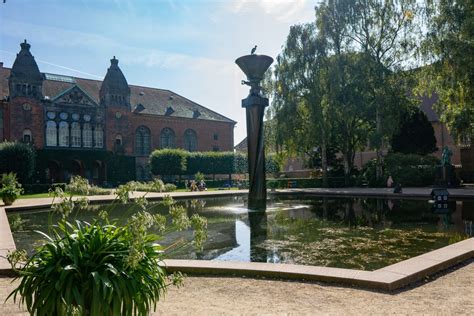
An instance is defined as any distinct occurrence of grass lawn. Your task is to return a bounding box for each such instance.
[19,193,52,199]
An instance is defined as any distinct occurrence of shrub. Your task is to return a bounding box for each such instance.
[164,183,177,192]
[0,142,36,184]
[150,149,187,176]
[360,153,440,187]
[194,172,205,182]
[65,175,110,196]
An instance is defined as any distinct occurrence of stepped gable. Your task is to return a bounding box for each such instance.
[9,40,42,83]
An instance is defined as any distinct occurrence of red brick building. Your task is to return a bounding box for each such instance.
[0,41,235,184]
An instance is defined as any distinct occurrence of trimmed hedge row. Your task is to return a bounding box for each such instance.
[149,149,280,176]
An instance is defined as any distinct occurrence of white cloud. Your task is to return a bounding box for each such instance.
[230,0,313,23]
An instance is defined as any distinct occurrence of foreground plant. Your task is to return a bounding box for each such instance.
[8,186,206,315]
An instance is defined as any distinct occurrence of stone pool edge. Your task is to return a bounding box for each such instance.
[163,238,474,291]
[1,193,474,291]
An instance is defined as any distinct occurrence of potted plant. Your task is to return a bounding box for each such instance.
[0,173,23,206]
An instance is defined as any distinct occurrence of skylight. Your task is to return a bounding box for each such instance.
[44,73,76,83]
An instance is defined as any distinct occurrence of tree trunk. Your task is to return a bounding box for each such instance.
[375,105,384,181]
[321,137,328,188]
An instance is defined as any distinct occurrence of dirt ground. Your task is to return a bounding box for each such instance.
[1,261,473,315]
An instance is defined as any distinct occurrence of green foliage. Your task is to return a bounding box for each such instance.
[150,150,269,177]
[265,154,281,175]
[8,185,207,315]
[418,0,474,142]
[65,175,110,196]
[149,149,187,176]
[0,142,36,184]
[0,172,23,204]
[126,179,165,192]
[8,214,25,232]
[391,108,438,155]
[360,153,440,187]
[194,172,205,182]
[163,183,177,192]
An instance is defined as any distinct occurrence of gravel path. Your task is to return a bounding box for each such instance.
[1,261,472,315]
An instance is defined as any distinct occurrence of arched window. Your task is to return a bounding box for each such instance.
[46,121,57,146]
[160,127,175,149]
[59,121,69,147]
[184,129,197,152]
[22,129,32,143]
[94,124,104,148]
[71,122,81,147]
[115,134,123,146]
[83,123,92,148]
[135,126,151,156]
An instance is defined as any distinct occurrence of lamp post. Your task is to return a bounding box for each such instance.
[235,53,273,211]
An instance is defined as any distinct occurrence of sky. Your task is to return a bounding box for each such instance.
[0,0,316,145]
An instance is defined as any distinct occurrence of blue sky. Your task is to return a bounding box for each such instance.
[0,0,316,144]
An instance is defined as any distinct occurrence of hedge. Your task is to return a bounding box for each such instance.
[149,150,279,176]
[0,142,36,184]
[359,153,440,187]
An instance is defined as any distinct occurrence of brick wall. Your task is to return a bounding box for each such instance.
[105,107,234,156]
[7,97,44,148]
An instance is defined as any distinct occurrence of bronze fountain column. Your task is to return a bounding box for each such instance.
[235,52,273,211]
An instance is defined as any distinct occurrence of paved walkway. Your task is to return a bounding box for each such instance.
[1,260,472,315]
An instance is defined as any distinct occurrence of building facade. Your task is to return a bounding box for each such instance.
[0,41,235,184]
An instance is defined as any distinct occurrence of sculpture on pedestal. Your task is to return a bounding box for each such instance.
[235,50,273,210]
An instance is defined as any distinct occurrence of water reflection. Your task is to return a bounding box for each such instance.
[9,195,474,270]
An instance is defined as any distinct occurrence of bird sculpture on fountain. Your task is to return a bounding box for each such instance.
[251,45,257,55]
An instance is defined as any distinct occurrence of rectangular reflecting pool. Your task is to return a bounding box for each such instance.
[8,195,474,271]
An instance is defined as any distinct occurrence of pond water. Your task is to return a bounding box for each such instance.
[8,195,474,271]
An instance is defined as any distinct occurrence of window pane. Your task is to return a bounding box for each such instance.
[59,121,69,147]
[46,121,57,146]
[184,129,197,152]
[135,126,151,155]
[160,128,175,149]
[83,123,92,148]
[94,125,103,148]
[71,122,81,147]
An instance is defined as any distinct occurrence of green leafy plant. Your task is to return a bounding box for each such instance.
[8,214,25,232]
[65,175,110,196]
[164,183,177,192]
[0,172,24,205]
[8,184,206,315]
[194,172,205,182]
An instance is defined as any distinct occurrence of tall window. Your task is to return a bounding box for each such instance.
[46,121,57,146]
[22,129,32,143]
[94,124,104,148]
[83,123,92,148]
[184,129,197,152]
[160,127,175,149]
[59,121,69,147]
[135,126,151,156]
[115,134,123,146]
[71,122,81,147]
